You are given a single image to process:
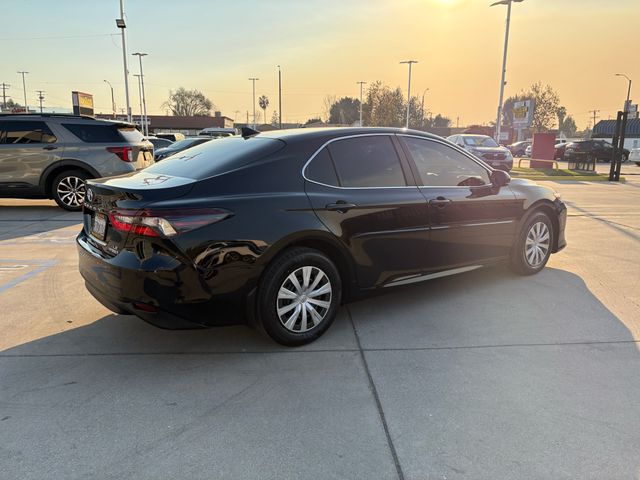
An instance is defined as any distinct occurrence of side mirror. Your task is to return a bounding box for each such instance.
[490,169,511,187]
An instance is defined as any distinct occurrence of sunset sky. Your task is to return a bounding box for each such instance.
[3,0,638,128]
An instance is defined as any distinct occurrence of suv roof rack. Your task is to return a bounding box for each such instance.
[0,113,97,120]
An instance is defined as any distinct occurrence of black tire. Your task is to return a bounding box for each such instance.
[52,169,90,211]
[621,153,629,163]
[510,212,554,276]
[257,247,342,346]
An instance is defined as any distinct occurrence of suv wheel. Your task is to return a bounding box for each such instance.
[52,170,90,211]
[258,247,341,346]
[510,212,554,275]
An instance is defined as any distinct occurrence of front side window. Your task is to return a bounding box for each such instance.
[0,121,56,144]
[328,136,406,188]
[402,137,491,187]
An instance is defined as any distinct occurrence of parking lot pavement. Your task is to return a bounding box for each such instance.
[1,179,639,479]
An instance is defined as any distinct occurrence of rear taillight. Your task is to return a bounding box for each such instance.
[108,208,232,238]
[106,146,134,162]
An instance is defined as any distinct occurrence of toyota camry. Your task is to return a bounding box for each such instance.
[78,127,567,346]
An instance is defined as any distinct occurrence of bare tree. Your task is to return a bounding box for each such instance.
[162,87,214,116]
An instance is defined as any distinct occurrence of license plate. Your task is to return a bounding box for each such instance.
[91,213,107,241]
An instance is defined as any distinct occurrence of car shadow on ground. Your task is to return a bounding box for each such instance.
[2,265,637,356]
[0,204,82,242]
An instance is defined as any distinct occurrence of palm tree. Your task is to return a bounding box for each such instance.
[258,95,269,126]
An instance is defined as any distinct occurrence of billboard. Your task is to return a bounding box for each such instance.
[512,99,535,127]
[72,91,94,116]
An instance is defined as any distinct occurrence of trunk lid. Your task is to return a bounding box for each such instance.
[82,171,196,256]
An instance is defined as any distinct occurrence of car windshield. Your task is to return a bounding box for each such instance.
[463,136,499,147]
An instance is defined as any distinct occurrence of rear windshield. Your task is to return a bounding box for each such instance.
[143,136,286,180]
[62,123,144,143]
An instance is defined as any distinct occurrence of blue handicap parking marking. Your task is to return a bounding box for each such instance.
[0,259,58,294]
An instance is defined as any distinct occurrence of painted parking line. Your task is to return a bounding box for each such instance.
[0,259,58,294]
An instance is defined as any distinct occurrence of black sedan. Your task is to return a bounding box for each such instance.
[78,128,567,346]
[564,139,629,163]
[154,137,212,161]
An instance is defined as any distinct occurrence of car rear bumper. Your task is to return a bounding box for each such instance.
[77,232,246,329]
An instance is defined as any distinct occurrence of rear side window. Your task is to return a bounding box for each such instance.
[305,148,339,186]
[62,123,143,143]
[328,136,406,188]
[143,136,286,180]
[0,121,56,144]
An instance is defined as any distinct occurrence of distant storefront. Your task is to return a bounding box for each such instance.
[593,118,640,149]
[96,112,234,136]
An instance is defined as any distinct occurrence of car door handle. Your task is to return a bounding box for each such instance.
[42,145,58,151]
[429,197,452,208]
[325,202,357,213]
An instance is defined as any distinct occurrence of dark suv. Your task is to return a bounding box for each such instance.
[564,139,630,164]
[0,114,154,210]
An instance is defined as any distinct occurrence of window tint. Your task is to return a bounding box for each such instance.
[144,136,285,180]
[328,136,406,187]
[0,121,56,144]
[402,137,491,187]
[305,148,338,186]
[63,123,123,143]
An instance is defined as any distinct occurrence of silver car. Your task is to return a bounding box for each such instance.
[447,134,514,171]
[630,148,640,166]
[0,114,154,210]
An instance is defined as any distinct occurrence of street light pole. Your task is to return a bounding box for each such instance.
[116,0,132,123]
[103,79,116,119]
[615,73,633,113]
[17,71,28,112]
[400,60,418,129]
[420,87,430,129]
[277,66,282,129]
[133,74,143,128]
[357,81,366,127]
[491,0,524,143]
[133,53,149,135]
[248,77,259,129]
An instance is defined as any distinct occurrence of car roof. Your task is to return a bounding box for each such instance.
[258,127,444,143]
[0,113,135,127]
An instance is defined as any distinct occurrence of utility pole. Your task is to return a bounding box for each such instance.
[400,60,418,129]
[615,73,633,113]
[589,109,600,137]
[36,90,45,113]
[357,81,366,127]
[491,0,525,144]
[277,65,282,129]
[116,0,132,122]
[420,87,430,129]
[132,53,148,135]
[248,77,259,129]
[0,83,9,110]
[17,71,28,113]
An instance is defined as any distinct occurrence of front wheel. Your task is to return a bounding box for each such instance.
[258,247,342,346]
[52,169,90,211]
[510,212,554,275]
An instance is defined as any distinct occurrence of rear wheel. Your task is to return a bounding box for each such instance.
[52,169,90,211]
[510,212,554,275]
[258,247,341,346]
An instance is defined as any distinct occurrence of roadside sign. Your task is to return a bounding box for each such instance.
[512,99,535,127]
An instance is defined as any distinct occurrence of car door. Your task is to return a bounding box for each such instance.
[0,120,62,193]
[304,134,430,288]
[399,135,521,271]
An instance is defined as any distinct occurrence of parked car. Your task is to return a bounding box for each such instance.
[554,141,569,160]
[446,134,513,171]
[524,144,532,158]
[154,137,212,161]
[564,139,629,163]
[198,127,236,138]
[145,136,173,150]
[507,140,531,157]
[78,127,567,346]
[629,147,640,166]
[155,132,185,142]
[0,113,153,210]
